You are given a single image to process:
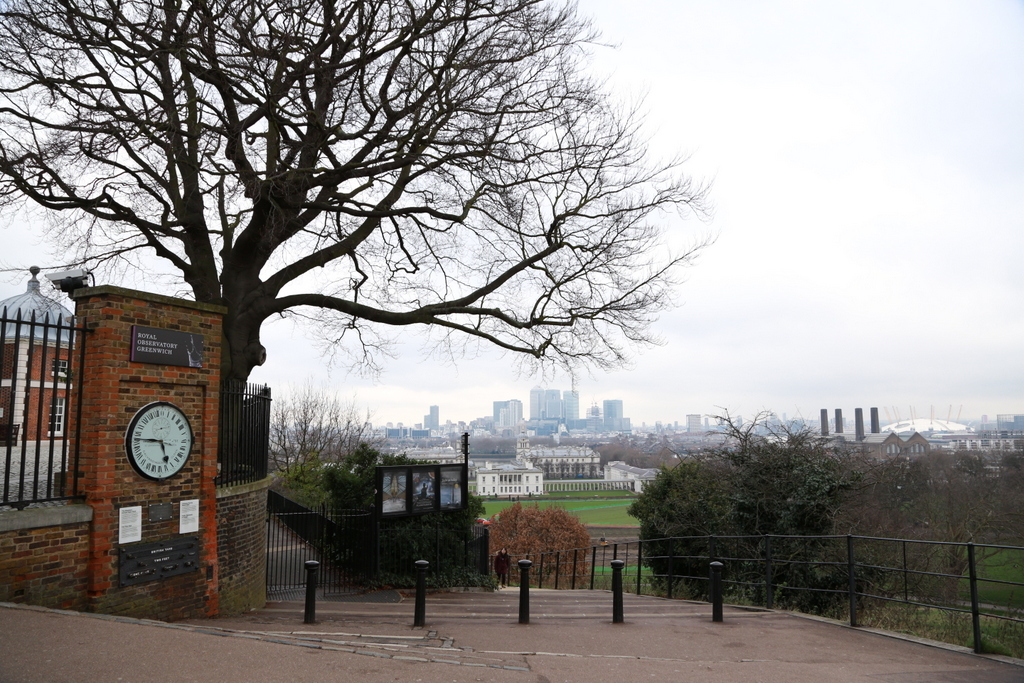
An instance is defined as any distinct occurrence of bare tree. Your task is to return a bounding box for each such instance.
[269,383,376,476]
[0,0,708,381]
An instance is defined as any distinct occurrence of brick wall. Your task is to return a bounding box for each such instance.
[71,286,224,620]
[1,286,270,621]
[216,478,270,615]
[0,508,90,610]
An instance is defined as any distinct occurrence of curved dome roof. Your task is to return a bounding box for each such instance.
[881,418,973,435]
[1,267,74,340]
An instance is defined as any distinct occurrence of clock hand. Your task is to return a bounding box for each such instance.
[135,438,163,443]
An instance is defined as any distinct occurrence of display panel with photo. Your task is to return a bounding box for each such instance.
[439,466,464,509]
[381,470,408,515]
[411,468,437,513]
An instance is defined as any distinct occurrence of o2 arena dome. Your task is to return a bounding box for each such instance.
[881,418,973,435]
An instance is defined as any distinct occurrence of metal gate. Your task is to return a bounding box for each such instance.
[0,308,88,509]
[266,490,374,598]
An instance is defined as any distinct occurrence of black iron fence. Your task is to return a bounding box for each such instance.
[266,489,374,596]
[378,518,489,580]
[218,380,271,486]
[507,534,1024,654]
[266,490,491,596]
[0,309,87,509]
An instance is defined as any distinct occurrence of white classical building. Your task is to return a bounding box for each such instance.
[603,461,658,493]
[515,436,601,478]
[475,460,545,498]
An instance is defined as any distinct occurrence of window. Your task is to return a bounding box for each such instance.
[49,397,65,436]
[52,358,69,380]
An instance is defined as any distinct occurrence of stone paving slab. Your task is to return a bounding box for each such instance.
[2,591,1023,683]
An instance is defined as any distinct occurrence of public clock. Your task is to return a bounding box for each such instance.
[125,402,194,481]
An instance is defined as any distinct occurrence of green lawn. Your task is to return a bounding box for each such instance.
[483,499,639,527]
[971,547,1024,609]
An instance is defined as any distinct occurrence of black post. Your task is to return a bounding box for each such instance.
[538,553,544,589]
[518,559,532,624]
[303,560,320,624]
[636,541,643,595]
[572,548,578,590]
[968,543,982,654]
[555,551,560,590]
[710,561,723,622]
[482,526,491,575]
[413,560,429,627]
[590,545,597,590]
[667,538,675,600]
[611,559,625,623]
[847,535,857,627]
[764,535,773,610]
[902,539,908,604]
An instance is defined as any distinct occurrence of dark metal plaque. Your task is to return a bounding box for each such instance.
[148,502,173,522]
[130,325,204,368]
[119,536,200,587]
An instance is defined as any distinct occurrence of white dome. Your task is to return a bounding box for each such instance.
[881,418,973,435]
[1,267,74,341]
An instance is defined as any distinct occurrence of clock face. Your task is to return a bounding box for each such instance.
[125,402,194,481]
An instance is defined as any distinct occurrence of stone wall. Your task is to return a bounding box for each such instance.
[216,478,270,615]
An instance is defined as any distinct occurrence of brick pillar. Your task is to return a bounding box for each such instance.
[71,286,224,620]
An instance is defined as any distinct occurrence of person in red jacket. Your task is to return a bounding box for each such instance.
[493,548,511,587]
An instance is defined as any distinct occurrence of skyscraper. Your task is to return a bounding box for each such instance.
[544,389,562,420]
[424,405,439,430]
[529,386,544,420]
[493,399,524,429]
[686,414,702,432]
[603,399,623,432]
[563,390,579,422]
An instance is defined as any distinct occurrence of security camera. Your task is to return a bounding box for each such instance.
[45,269,89,282]
[45,269,91,293]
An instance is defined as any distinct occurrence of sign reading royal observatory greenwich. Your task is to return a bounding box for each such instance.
[130,325,205,368]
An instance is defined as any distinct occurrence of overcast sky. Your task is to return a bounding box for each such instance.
[4,1,1023,428]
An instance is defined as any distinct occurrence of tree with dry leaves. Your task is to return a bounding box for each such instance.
[489,502,591,584]
[0,0,708,382]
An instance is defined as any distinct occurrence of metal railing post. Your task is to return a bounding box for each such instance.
[590,546,597,590]
[710,561,724,622]
[555,551,560,590]
[764,535,773,610]
[414,560,429,628]
[572,549,578,590]
[518,559,533,624]
[303,560,320,624]
[636,540,643,595]
[847,535,857,627]
[967,543,982,654]
[667,539,675,600]
[611,559,625,623]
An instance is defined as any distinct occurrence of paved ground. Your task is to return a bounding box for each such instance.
[2,589,1022,682]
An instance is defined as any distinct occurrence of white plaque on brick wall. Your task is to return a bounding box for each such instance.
[179,499,200,533]
[119,506,143,544]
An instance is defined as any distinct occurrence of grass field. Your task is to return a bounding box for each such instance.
[970,547,1024,608]
[482,499,639,527]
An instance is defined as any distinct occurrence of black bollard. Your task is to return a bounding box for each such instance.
[710,561,724,622]
[303,560,320,624]
[413,560,429,627]
[611,559,625,623]
[518,559,532,624]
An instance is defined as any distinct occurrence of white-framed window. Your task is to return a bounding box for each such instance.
[49,397,65,436]
[52,358,69,380]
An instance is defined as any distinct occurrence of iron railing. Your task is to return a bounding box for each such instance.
[218,380,271,486]
[266,489,374,596]
[266,490,491,596]
[0,308,87,509]
[507,534,1024,655]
